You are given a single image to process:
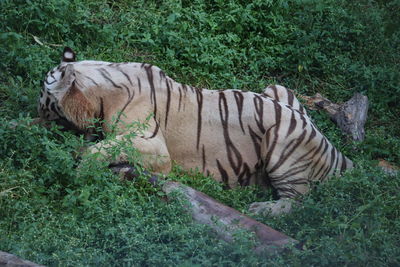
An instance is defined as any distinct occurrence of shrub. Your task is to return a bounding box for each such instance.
[1,0,399,265]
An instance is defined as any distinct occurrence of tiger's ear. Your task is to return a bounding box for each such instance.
[62,47,76,62]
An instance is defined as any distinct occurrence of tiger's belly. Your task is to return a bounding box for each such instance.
[168,138,264,188]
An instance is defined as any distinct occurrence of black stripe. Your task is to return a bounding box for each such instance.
[287,89,294,106]
[238,163,252,186]
[331,148,340,177]
[264,100,281,167]
[44,78,57,85]
[271,85,280,101]
[58,66,66,73]
[248,126,262,159]
[299,113,308,129]
[263,124,275,158]
[269,130,307,174]
[273,178,308,186]
[159,70,166,79]
[299,105,305,114]
[50,71,56,80]
[253,95,266,134]
[148,121,160,139]
[50,102,63,118]
[164,80,171,129]
[312,140,330,178]
[216,159,230,189]
[307,139,326,178]
[321,146,337,180]
[340,154,347,173]
[286,110,297,137]
[195,88,203,150]
[115,85,135,126]
[275,187,301,198]
[178,86,182,111]
[233,91,245,134]
[289,145,317,167]
[121,83,131,99]
[98,68,122,89]
[117,67,133,86]
[319,160,332,181]
[219,91,243,175]
[276,162,312,180]
[144,65,157,117]
[305,127,317,145]
[333,153,341,176]
[85,75,99,86]
[137,77,142,94]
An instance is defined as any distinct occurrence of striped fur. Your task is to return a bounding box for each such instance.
[38,48,353,206]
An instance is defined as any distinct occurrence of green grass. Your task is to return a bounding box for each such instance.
[1,0,400,265]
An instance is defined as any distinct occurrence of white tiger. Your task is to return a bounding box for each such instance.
[38,48,353,215]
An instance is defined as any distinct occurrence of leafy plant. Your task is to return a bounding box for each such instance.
[1,0,399,265]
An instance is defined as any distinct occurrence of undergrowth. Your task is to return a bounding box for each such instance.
[1,0,399,266]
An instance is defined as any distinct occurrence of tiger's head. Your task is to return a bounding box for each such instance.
[38,47,98,135]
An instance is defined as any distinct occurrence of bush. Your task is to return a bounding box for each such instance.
[1,0,399,265]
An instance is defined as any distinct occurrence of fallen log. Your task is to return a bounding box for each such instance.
[111,164,298,253]
[298,92,368,141]
[163,181,298,253]
[0,251,44,267]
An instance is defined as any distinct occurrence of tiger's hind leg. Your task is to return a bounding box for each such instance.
[249,161,313,215]
[248,121,313,216]
[249,157,313,215]
[249,198,296,216]
[248,172,309,216]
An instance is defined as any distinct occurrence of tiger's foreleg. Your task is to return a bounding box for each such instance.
[84,131,172,175]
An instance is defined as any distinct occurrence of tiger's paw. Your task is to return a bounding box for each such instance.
[249,198,295,216]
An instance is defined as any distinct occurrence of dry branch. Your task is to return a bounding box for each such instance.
[298,92,368,141]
